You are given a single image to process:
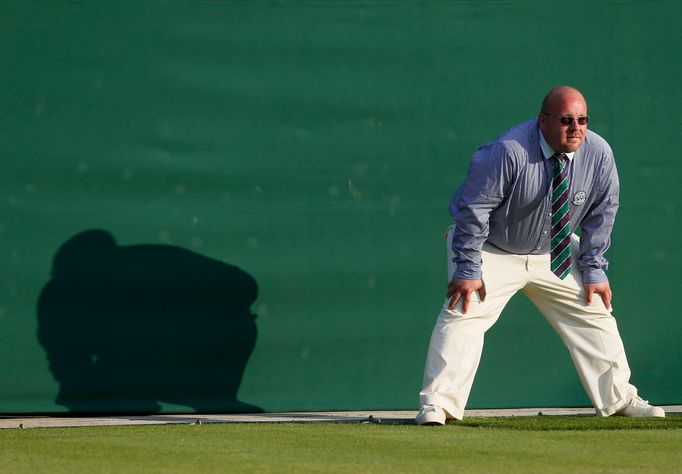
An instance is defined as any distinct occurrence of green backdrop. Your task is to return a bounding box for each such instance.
[1,1,680,413]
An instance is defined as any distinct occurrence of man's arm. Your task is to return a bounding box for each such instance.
[448,143,511,311]
[578,153,619,309]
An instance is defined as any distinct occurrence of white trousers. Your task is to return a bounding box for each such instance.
[419,226,637,419]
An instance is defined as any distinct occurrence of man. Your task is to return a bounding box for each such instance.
[416,86,664,425]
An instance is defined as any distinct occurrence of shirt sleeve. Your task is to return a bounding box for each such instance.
[449,142,512,280]
[577,151,619,283]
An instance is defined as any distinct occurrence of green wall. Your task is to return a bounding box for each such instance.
[1,1,680,413]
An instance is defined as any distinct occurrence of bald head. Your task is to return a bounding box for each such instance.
[540,86,587,115]
[538,86,589,153]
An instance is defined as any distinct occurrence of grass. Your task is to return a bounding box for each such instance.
[1,415,681,473]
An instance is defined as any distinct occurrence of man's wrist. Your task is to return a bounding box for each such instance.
[452,262,482,280]
[581,268,608,284]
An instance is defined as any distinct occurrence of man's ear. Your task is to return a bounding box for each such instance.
[537,113,546,129]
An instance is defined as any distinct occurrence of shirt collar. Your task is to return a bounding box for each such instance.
[538,128,575,161]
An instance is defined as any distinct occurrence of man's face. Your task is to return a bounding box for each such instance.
[538,93,588,153]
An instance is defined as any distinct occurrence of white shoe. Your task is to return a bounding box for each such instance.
[415,404,446,426]
[616,396,665,418]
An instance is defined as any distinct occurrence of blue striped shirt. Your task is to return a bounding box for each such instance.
[449,119,619,283]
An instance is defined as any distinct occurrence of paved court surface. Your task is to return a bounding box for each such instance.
[2,406,680,429]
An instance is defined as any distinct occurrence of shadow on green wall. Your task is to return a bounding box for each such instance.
[37,230,262,414]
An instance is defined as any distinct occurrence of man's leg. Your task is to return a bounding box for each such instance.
[418,232,524,421]
[522,238,640,416]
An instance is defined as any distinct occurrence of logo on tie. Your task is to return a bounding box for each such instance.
[551,153,572,279]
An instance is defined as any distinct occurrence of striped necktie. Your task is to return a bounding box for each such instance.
[551,153,572,279]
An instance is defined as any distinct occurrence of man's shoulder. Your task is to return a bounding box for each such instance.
[583,129,614,157]
[494,118,538,155]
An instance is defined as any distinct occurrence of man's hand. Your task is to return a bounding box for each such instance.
[585,281,612,311]
[447,278,486,314]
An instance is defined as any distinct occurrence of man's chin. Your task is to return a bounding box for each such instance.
[562,140,583,153]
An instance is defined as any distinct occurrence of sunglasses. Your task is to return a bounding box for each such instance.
[542,113,589,126]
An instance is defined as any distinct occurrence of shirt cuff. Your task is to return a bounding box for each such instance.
[452,262,482,280]
[581,268,608,284]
